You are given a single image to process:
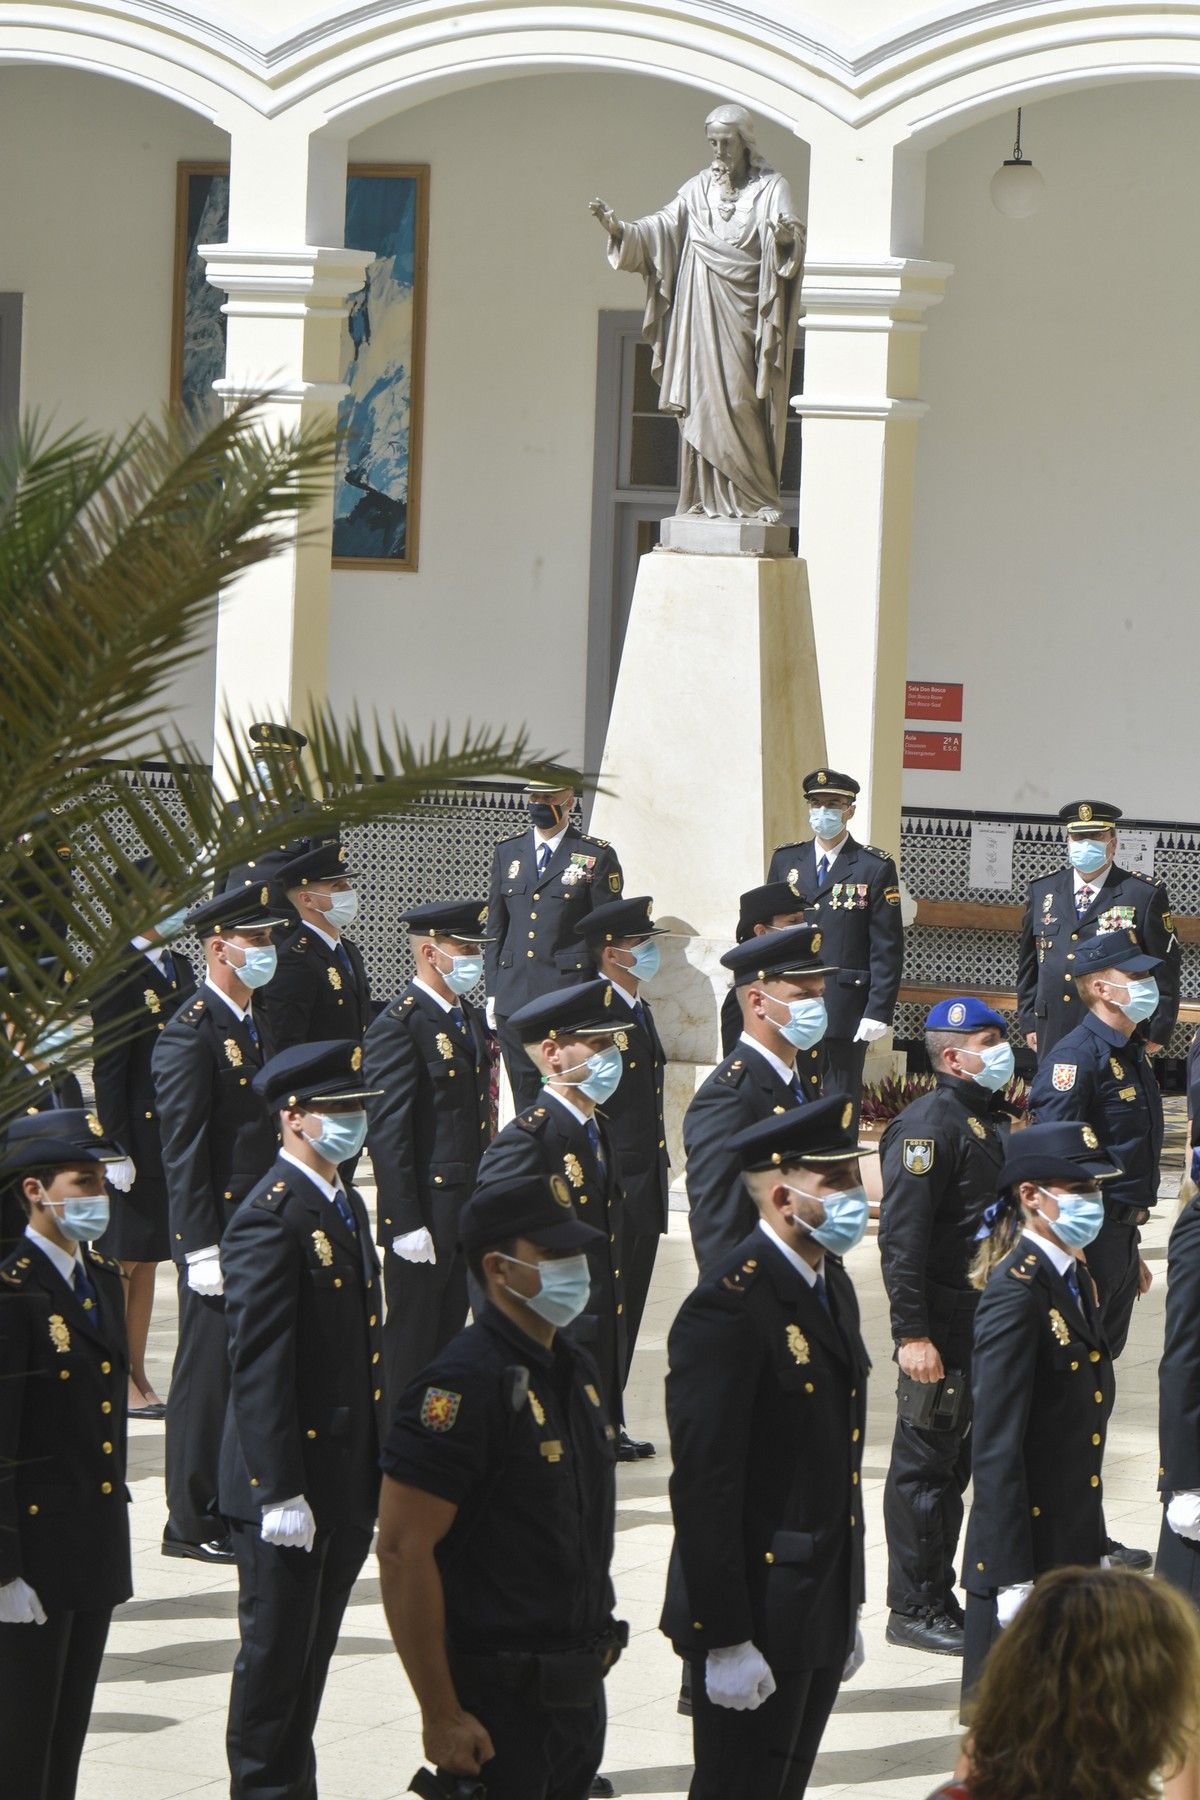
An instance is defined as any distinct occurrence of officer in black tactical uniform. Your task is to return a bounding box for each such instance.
[364,899,494,1405]
[879,998,1013,1658]
[153,884,287,1564]
[485,775,622,1111]
[663,1099,872,1800]
[683,926,829,1276]
[719,880,810,1057]
[1016,798,1179,1062]
[767,768,904,1117]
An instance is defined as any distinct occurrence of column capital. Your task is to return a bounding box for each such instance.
[800,259,954,334]
[199,244,373,321]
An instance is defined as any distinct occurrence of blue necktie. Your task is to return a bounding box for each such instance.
[244,1011,259,1050]
[817,855,830,888]
[634,1000,648,1032]
[585,1118,606,1173]
[813,1272,831,1314]
[331,1190,358,1237]
[1066,1265,1082,1308]
[450,1005,467,1037]
[160,950,176,986]
[335,941,354,979]
[790,1075,808,1106]
[73,1262,98,1309]
[537,842,551,877]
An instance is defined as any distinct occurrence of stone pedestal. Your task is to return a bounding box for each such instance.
[659,514,792,557]
[590,551,827,1119]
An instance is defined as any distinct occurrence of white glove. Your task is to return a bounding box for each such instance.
[1167,1491,1200,1541]
[392,1227,436,1264]
[853,1017,889,1045]
[0,1577,47,1625]
[261,1495,317,1552]
[485,996,497,1031]
[705,1640,776,1711]
[842,1612,865,1681]
[185,1245,224,1297]
[106,1156,136,1194]
[996,1582,1033,1627]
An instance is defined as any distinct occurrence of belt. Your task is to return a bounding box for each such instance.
[1103,1200,1150,1227]
[451,1621,628,1706]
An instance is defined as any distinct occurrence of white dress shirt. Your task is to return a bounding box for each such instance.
[758,1216,824,1285]
[739,1032,797,1088]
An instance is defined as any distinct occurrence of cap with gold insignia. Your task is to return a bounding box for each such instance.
[460,1172,605,1254]
[1058,799,1122,835]
[996,1120,1124,1192]
[572,895,670,946]
[925,996,1008,1034]
[510,979,618,1044]
[735,880,808,944]
[728,1095,876,1171]
[0,1109,125,1179]
[1072,931,1161,976]
[521,764,579,795]
[187,887,291,938]
[248,722,308,751]
[802,768,859,800]
[720,923,838,987]
[276,837,354,889]
[252,1039,382,1111]
[399,899,494,942]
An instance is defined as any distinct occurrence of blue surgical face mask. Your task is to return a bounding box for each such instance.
[623,939,661,983]
[808,807,845,841]
[303,1110,369,1164]
[766,993,828,1050]
[784,1184,870,1256]
[1106,975,1159,1026]
[317,889,359,931]
[504,1252,592,1328]
[439,950,484,996]
[231,944,277,989]
[155,907,189,940]
[29,1021,74,1062]
[42,1187,110,1244]
[561,1045,623,1105]
[968,1040,1015,1092]
[1068,837,1110,876]
[1038,1186,1104,1251]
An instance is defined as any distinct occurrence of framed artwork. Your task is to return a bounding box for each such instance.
[172,161,429,571]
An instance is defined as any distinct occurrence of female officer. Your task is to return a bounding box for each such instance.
[959,1119,1121,1704]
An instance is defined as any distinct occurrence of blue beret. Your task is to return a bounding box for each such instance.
[925,997,1008,1033]
[1072,931,1160,976]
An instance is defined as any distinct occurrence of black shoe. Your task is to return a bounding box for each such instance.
[161,1529,235,1565]
[885,1608,965,1656]
[943,1591,966,1629]
[1105,1538,1153,1572]
[590,1780,615,1798]
[618,1430,655,1460]
[129,1402,167,1421]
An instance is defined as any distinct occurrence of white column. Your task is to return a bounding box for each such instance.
[201,123,370,794]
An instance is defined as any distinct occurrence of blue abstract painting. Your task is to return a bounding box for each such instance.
[174,163,428,569]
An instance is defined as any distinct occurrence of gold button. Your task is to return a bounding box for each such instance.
[1071,932,1078,941]
[176,1233,182,1242]
[1094,1391,1103,1404]
[1031,1506,1040,1517]
[764,1552,775,1564]
[250,1478,260,1487]
[851,1428,860,1442]
[1090,1474,1100,1487]
[528,931,536,940]
[27,1504,38,1516]
[850,1514,856,1526]
[60,1369,70,1381]
[1092,1433,1101,1446]
[616,1304,623,1314]
[374,1388,382,1401]
[533,892,541,902]
[629,1061,637,1070]
[334,1277,343,1289]
[614,1269,621,1278]
[240,1077,248,1085]
[372,1352,381,1364]
[530,911,537,921]
[101,1401,112,1414]
[307,1429,317,1440]
[224,1191,233,1201]
[101,1482,112,1495]
[527,951,535,959]
[1063,995,1071,1003]
[1071,1361,1079,1371]
[433,1175,443,1185]
[101,1361,111,1375]
[851,1471,859,1485]
[145,1109,154,1119]
[1067,953,1075,961]
[693,1621,703,1630]
[369,1315,377,1327]
[804,1382,814,1394]
[102,1441,112,1454]
[850,1388,858,1399]
[1089,1351,1100,1364]
[977,1561,986,1571]
[658,1139,666,1149]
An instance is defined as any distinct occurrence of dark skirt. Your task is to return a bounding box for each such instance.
[960,1593,1001,1721]
[1156,1510,1200,1602]
[98,1175,169,1263]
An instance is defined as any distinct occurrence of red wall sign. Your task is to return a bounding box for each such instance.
[904,730,962,771]
[905,681,963,722]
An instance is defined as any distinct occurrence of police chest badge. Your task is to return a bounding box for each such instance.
[144,987,161,1015]
[787,1324,810,1365]
[563,1153,584,1189]
[787,866,799,886]
[48,1314,70,1354]
[967,1117,988,1142]
[613,1029,629,1052]
[327,966,343,992]
[420,1387,461,1433]
[436,1032,454,1062]
[1109,1056,1125,1081]
[1049,1308,1071,1346]
[312,1230,334,1268]
[224,1037,243,1068]
[1052,1063,1077,1092]
[902,1138,934,1175]
[351,1045,363,1072]
[528,1390,546,1426]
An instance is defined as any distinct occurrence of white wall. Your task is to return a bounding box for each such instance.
[906,81,1200,820]
[335,73,807,767]
[0,68,227,757]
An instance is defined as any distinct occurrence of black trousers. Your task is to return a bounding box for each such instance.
[449,1666,606,1800]
[883,1309,975,1615]
[165,1269,230,1542]
[226,1519,372,1799]
[819,1039,869,1125]
[688,1658,842,1800]
[622,1220,662,1380]
[383,1242,470,1410]
[496,1016,543,1114]
[1086,1216,1141,1360]
[0,1606,112,1800]
[960,1594,1000,1717]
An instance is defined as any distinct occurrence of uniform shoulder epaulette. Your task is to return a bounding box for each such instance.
[0,1253,35,1286]
[1132,870,1156,883]
[865,844,892,860]
[517,1106,550,1133]
[392,993,418,1018]
[182,994,209,1028]
[252,1178,291,1214]
[716,1057,749,1088]
[581,833,610,848]
[717,1253,763,1295]
[86,1247,122,1274]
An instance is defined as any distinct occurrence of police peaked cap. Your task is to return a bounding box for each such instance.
[187,887,291,938]
[1059,799,1121,834]
[1072,932,1161,976]
[248,722,308,751]
[803,769,859,800]
[573,895,668,946]
[925,997,1009,1034]
[509,979,618,1043]
[0,1110,125,1178]
[736,880,807,943]
[720,923,838,987]
[253,1039,381,1111]
[400,899,494,942]
[730,1095,875,1171]
[460,1173,604,1254]
[997,1121,1123,1191]
[277,838,354,888]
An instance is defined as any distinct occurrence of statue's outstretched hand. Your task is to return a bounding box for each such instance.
[589,198,621,239]
[770,214,805,252]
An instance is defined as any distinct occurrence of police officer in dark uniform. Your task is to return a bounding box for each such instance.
[572,895,669,1420]
[257,838,374,1061]
[485,775,623,1111]
[364,900,494,1406]
[1155,1182,1200,1600]
[0,1111,131,1800]
[879,998,1013,1658]
[377,1174,624,1800]
[475,982,626,1431]
[220,1040,384,1800]
[663,1099,872,1800]
[92,858,197,1419]
[719,880,809,1057]
[960,1121,1120,1702]
[153,884,288,1563]
[1016,799,1179,1063]
[683,926,830,1276]
[767,768,904,1115]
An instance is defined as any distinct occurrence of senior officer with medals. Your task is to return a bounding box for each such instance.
[767,768,904,1117]
[474,981,627,1433]
[1016,798,1179,1062]
[257,838,374,1062]
[219,1041,384,1800]
[152,883,288,1565]
[879,998,1013,1658]
[364,899,495,1406]
[960,1121,1120,1703]
[683,925,829,1277]
[0,1111,131,1800]
[485,773,623,1112]
[719,880,810,1058]
[663,1098,872,1800]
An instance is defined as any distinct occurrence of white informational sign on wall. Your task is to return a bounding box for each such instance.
[1118,830,1157,878]
[969,822,1015,891]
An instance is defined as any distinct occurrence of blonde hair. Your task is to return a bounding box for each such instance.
[969,1197,1022,1289]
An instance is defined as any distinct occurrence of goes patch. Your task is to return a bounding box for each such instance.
[420,1388,462,1432]
[902,1138,934,1175]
